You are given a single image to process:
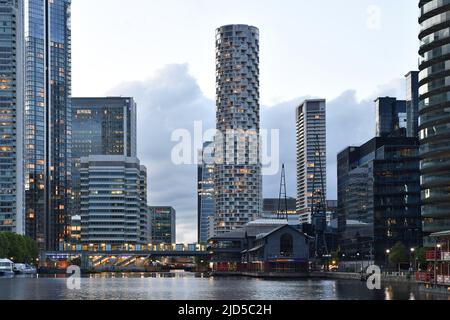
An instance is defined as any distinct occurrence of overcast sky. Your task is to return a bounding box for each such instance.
[71,0,419,243]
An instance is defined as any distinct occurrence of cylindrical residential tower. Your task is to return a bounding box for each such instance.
[418,0,450,238]
[214,24,262,234]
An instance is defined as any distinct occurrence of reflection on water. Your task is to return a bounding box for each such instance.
[0,272,448,300]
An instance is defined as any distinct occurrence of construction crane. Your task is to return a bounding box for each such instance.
[311,134,329,259]
[277,164,288,220]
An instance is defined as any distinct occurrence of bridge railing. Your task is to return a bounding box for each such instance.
[60,243,208,253]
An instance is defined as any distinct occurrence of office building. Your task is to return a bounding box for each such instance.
[139,166,150,244]
[197,141,215,244]
[24,0,72,250]
[79,156,147,247]
[262,198,297,219]
[71,97,137,220]
[418,1,450,241]
[150,206,176,244]
[214,24,262,234]
[296,99,327,224]
[0,0,24,234]
[406,71,419,138]
[337,133,422,266]
[375,97,407,137]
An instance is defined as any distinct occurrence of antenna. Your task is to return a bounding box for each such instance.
[278,164,288,220]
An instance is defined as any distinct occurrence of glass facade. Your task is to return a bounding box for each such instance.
[375,97,407,138]
[337,136,423,265]
[406,71,420,138]
[0,0,24,234]
[197,141,215,244]
[150,206,176,244]
[71,97,137,220]
[24,0,72,250]
[419,0,450,239]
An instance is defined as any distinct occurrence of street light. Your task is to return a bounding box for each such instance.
[434,243,442,286]
[410,248,416,273]
[385,249,391,272]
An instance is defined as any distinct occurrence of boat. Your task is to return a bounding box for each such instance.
[13,263,37,275]
[0,259,15,277]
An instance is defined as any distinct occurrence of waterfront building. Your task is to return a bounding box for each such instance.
[418,0,450,242]
[337,132,423,267]
[406,71,420,138]
[79,156,147,248]
[197,141,215,244]
[139,167,150,244]
[71,97,137,220]
[262,198,297,219]
[24,0,72,250]
[69,215,81,244]
[150,206,176,244]
[209,219,310,273]
[296,99,327,224]
[0,0,24,234]
[207,215,215,241]
[375,97,407,137]
[416,231,450,290]
[214,24,262,234]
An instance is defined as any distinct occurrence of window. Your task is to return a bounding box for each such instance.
[280,233,294,257]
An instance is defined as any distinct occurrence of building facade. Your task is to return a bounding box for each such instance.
[375,97,407,137]
[406,71,420,138]
[79,156,147,247]
[150,206,176,244]
[418,0,450,241]
[24,0,72,250]
[197,141,215,244]
[262,198,297,219]
[0,0,24,234]
[296,99,327,224]
[214,24,262,234]
[337,135,423,266]
[71,97,137,220]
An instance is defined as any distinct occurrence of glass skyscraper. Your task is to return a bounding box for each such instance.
[214,24,262,234]
[337,135,422,266]
[406,71,419,138]
[71,97,137,219]
[150,206,176,244]
[418,0,450,239]
[375,97,407,138]
[197,141,215,243]
[24,0,72,250]
[0,0,24,234]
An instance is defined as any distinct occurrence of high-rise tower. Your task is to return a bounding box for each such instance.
[24,0,72,250]
[296,99,327,224]
[0,0,24,234]
[214,24,262,234]
[418,0,450,239]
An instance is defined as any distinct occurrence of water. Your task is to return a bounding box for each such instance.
[0,272,447,300]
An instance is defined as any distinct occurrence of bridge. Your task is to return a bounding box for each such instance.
[43,243,211,270]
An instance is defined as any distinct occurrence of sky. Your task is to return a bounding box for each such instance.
[71,0,420,243]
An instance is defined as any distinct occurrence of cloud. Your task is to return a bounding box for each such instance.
[108,63,404,243]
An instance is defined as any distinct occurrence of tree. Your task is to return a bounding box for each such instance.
[389,242,408,271]
[0,232,39,264]
[414,247,427,271]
